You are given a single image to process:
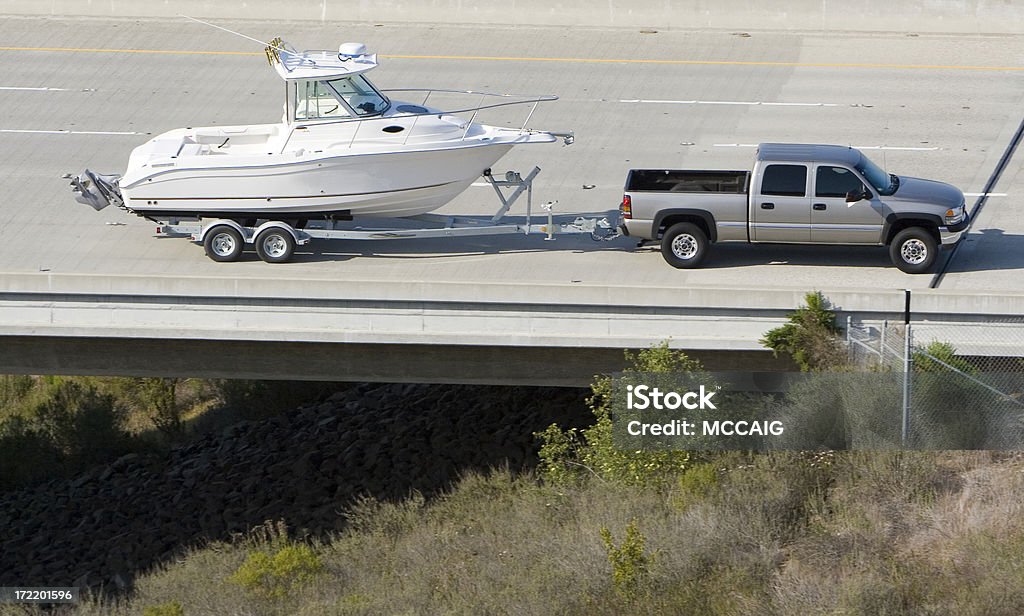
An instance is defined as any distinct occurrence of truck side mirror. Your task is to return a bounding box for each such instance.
[845,189,869,203]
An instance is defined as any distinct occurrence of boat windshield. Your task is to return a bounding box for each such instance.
[324,75,390,117]
[855,154,898,196]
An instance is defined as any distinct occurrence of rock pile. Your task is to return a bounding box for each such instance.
[0,383,590,593]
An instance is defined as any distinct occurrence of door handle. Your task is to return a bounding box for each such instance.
[760,203,775,210]
[813,203,827,211]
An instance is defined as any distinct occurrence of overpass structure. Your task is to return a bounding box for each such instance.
[1,273,1021,386]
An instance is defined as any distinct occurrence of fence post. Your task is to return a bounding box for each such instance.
[880,320,887,366]
[901,322,913,446]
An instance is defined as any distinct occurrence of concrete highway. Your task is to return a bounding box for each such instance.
[0,16,1022,380]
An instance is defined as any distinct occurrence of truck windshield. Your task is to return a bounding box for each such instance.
[855,155,897,196]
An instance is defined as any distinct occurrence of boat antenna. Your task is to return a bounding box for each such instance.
[177,15,292,57]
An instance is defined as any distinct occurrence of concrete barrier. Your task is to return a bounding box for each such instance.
[2,0,1022,34]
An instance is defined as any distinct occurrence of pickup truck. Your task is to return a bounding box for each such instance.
[619,143,969,273]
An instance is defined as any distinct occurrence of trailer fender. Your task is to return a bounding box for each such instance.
[253,221,309,246]
[197,219,248,244]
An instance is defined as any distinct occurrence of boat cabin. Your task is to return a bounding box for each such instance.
[270,41,393,123]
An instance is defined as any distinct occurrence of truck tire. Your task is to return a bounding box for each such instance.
[890,227,938,274]
[661,222,708,268]
[255,227,296,263]
[203,225,244,262]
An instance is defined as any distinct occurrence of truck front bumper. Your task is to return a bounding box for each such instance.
[939,216,970,247]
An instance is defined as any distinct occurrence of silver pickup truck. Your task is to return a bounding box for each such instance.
[620,143,969,273]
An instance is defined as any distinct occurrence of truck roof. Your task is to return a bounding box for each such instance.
[756,143,862,166]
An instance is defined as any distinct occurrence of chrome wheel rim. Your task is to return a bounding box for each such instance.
[211,233,237,257]
[901,239,928,265]
[671,234,699,260]
[262,234,288,258]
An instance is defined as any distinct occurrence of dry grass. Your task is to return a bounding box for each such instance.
[30,452,1024,615]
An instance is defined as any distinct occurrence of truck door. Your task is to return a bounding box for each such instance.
[751,163,810,242]
[810,165,885,244]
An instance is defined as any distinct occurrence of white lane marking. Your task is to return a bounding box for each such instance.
[0,129,145,135]
[470,182,490,187]
[964,192,1007,197]
[762,102,838,106]
[712,144,939,151]
[620,99,839,107]
[0,86,68,91]
[855,145,939,151]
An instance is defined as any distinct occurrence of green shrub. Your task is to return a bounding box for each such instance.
[672,462,719,511]
[34,380,130,466]
[0,375,34,411]
[0,379,135,489]
[142,600,185,616]
[914,341,976,374]
[600,519,650,600]
[228,544,324,600]
[0,416,63,490]
[536,342,694,486]
[761,291,845,371]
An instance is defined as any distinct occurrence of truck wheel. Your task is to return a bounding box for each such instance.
[203,225,244,262]
[255,228,296,263]
[890,227,938,274]
[661,223,708,268]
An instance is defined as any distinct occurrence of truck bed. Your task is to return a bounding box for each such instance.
[625,170,750,193]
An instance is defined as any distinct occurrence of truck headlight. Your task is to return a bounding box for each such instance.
[944,204,965,225]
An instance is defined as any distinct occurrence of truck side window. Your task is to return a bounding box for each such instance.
[760,164,807,197]
[816,166,866,198]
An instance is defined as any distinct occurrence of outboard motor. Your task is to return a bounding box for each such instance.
[67,169,123,211]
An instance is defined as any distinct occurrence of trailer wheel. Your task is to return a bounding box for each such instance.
[661,222,708,268]
[204,225,244,262]
[255,227,296,263]
[890,227,938,274]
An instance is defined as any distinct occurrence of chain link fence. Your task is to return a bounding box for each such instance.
[847,318,1024,448]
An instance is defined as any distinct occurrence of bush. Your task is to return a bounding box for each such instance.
[536,342,694,486]
[0,379,134,489]
[672,462,719,511]
[600,520,651,600]
[228,544,324,600]
[761,291,845,371]
[0,375,34,411]
[34,380,130,466]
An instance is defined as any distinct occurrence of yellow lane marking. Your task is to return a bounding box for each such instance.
[1,46,1021,71]
[0,46,257,55]
[389,54,1024,71]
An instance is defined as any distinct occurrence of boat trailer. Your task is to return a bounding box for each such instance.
[95,166,621,263]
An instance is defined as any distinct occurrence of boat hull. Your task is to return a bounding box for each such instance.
[122,141,515,219]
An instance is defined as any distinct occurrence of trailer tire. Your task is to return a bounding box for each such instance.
[204,225,244,262]
[255,227,296,263]
[890,227,938,274]
[661,222,708,268]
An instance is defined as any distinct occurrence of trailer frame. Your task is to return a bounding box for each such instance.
[152,166,620,262]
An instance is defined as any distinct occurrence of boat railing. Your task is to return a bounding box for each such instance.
[381,89,557,145]
[281,89,561,150]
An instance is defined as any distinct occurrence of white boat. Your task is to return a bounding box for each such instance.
[71,37,569,221]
